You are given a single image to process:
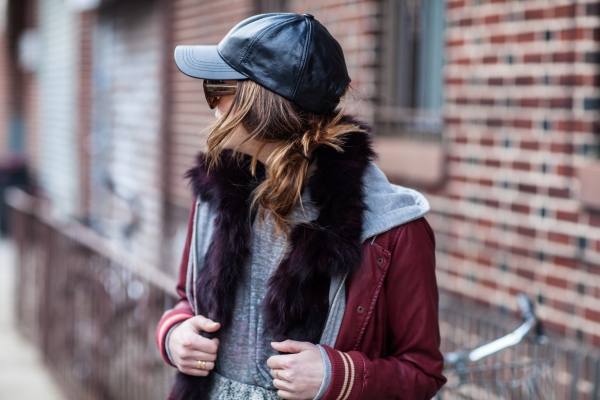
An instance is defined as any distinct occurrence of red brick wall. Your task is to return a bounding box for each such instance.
[424,0,600,346]
[168,0,254,211]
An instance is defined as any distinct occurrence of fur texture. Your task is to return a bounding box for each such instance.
[170,116,375,399]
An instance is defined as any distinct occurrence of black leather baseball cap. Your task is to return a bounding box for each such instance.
[174,13,351,114]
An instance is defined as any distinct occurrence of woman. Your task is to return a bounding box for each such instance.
[156,13,446,400]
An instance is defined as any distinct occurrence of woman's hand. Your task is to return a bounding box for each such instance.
[267,340,324,400]
[168,315,221,376]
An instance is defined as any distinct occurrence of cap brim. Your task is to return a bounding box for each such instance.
[174,45,248,80]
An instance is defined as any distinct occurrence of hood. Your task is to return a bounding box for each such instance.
[360,162,430,243]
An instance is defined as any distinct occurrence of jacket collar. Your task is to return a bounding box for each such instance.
[184,115,375,343]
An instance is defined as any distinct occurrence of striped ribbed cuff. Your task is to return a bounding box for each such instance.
[156,309,194,367]
[320,346,364,400]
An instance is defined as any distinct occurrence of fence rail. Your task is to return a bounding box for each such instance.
[439,293,600,400]
[8,189,177,400]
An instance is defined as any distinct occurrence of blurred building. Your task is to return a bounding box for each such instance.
[1,0,600,369]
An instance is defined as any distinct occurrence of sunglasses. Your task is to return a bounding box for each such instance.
[203,79,238,109]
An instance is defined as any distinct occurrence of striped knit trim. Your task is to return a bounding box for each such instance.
[321,346,363,400]
[335,351,349,400]
[341,353,355,400]
[156,310,194,366]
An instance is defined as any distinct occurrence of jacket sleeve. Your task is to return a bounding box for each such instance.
[321,218,447,399]
[155,199,197,367]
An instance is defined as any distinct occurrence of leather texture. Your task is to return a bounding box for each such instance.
[218,13,350,114]
[175,13,351,114]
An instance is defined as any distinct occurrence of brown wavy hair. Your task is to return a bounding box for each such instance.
[204,79,366,234]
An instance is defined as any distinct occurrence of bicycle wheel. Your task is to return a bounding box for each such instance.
[435,359,554,400]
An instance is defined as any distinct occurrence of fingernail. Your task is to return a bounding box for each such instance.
[212,322,219,326]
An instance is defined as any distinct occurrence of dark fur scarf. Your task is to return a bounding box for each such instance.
[169,116,375,399]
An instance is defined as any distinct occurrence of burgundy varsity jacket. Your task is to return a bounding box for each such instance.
[156,204,447,399]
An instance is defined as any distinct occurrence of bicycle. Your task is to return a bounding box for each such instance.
[433,293,554,400]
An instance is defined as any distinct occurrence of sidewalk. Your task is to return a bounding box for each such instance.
[0,238,66,400]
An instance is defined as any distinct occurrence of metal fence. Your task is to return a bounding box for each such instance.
[7,189,600,400]
[8,189,177,400]
[438,293,600,400]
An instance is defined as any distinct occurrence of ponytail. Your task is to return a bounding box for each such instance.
[204,80,366,235]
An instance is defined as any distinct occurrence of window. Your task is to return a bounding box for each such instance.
[377,0,446,141]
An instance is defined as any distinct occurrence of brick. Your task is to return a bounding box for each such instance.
[513,119,532,129]
[524,9,545,20]
[517,225,536,237]
[488,77,503,86]
[553,52,576,63]
[554,4,577,18]
[545,320,567,336]
[485,159,501,167]
[556,210,578,222]
[556,119,585,132]
[483,55,498,64]
[547,275,569,289]
[558,74,584,86]
[516,32,535,42]
[556,165,575,177]
[486,118,502,127]
[480,137,494,147]
[459,17,472,27]
[552,299,576,314]
[490,34,506,44]
[559,28,584,41]
[513,161,531,171]
[447,39,464,47]
[520,141,538,150]
[550,97,573,109]
[484,14,501,24]
[524,54,542,63]
[551,143,574,153]
[515,76,534,85]
[511,203,530,214]
[548,231,571,245]
[520,98,540,107]
[448,0,465,9]
[485,199,500,208]
[548,187,570,198]
[585,308,600,323]
[518,184,537,193]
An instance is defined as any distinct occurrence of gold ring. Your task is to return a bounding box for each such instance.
[275,369,280,380]
[197,360,206,370]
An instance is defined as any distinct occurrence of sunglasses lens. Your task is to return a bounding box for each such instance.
[208,96,218,109]
[203,80,236,109]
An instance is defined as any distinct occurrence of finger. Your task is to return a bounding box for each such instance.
[179,368,210,377]
[266,354,289,370]
[181,332,219,354]
[181,360,215,371]
[276,389,295,399]
[271,340,312,354]
[269,368,288,382]
[273,378,294,391]
[178,349,217,362]
[188,315,221,333]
